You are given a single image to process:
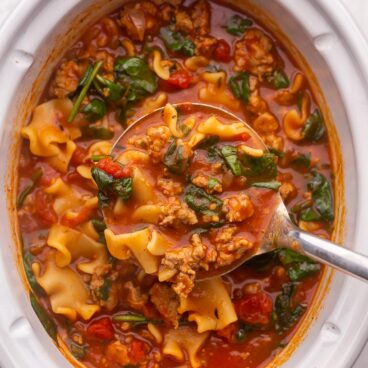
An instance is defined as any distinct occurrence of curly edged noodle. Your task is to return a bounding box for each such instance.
[179,277,238,333]
[45,177,98,218]
[47,224,108,273]
[32,225,108,321]
[283,87,311,141]
[21,98,81,172]
[152,49,171,80]
[105,227,237,334]
[163,327,209,368]
[77,141,113,184]
[199,71,240,110]
[32,252,100,321]
[163,103,195,138]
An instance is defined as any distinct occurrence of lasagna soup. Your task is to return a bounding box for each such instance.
[16,1,335,368]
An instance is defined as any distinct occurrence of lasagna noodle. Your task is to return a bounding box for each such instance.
[178,277,238,333]
[32,254,100,321]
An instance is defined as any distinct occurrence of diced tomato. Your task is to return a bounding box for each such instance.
[70,146,88,166]
[34,190,58,224]
[96,157,132,179]
[167,69,192,89]
[213,39,232,63]
[235,292,273,325]
[38,165,60,187]
[61,206,94,227]
[87,317,114,340]
[216,322,237,342]
[128,339,147,364]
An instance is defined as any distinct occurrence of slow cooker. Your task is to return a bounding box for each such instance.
[1,0,368,367]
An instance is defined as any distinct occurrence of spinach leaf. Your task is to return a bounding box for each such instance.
[81,99,106,122]
[92,218,107,244]
[68,61,103,123]
[114,57,158,102]
[91,167,133,207]
[70,341,87,360]
[196,135,220,149]
[306,171,334,222]
[30,292,58,343]
[279,248,320,282]
[16,168,43,209]
[288,262,320,282]
[95,75,124,102]
[290,152,311,171]
[23,252,43,295]
[160,27,195,56]
[163,138,192,174]
[240,152,278,179]
[228,72,250,103]
[80,126,114,140]
[266,70,290,89]
[113,312,161,326]
[220,145,241,176]
[251,181,281,190]
[185,184,223,216]
[208,177,220,190]
[299,207,321,222]
[225,15,253,36]
[99,279,112,301]
[302,109,326,142]
[272,283,305,333]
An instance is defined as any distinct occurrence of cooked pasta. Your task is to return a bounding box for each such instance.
[16,1,335,368]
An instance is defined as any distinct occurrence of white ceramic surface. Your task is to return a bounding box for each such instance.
[1,1,368,367]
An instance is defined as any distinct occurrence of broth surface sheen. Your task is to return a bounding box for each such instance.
[16,1,335,368]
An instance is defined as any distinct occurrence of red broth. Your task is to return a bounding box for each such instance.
[16,1,334,368]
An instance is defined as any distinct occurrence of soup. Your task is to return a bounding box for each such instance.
[16,1,335,367]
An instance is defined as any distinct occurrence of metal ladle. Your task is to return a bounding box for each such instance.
[107,102,368,282]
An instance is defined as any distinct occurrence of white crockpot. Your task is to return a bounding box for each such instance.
[1,0,368,367]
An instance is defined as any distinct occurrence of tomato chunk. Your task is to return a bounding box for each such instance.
[167,69,192,89]
[61,206,94,227]
[235,292,273,325]
[96,157,132,178]
[87,317,114,340]
[128,339,147,364]
[70,146,88,166]
[213,39,232,63]
[34,190,58,224]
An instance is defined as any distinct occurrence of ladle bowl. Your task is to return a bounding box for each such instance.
[105,102,368,282]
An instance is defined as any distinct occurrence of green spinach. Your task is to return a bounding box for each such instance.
[163,138,192,174]
[113,312,161,326]
[225,15,253,36]
[160,27,195,56]
[185,184,223,216]
[279,248,320,282]
[240,152,278,179]
[70,341,87,360]
[300,171,334,222]
[81,98,106,122]
[272,283,305,333]
[80,126,114,140]
[251,181,281,190]
[228,72,250,103]
[302,109,326,142]
[266,70,290,89]
[220,145,241,176]
[16,168,43,209]
[68,61,103,123]
[115,57,158,101]
[30,292,58,343]
[91,167,133,207]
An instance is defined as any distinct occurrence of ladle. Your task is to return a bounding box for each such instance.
[105,102,368,282]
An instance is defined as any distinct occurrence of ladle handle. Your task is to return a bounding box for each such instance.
[289,230,368,281]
